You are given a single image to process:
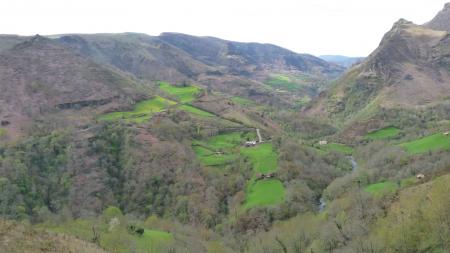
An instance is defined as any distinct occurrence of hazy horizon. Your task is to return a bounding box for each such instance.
[1,0,448,57]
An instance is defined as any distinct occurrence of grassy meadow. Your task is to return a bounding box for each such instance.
[366,126,400,140]
[98,96,176,123]
[399,133,450,154]
[243,179,285,210]
[159,82,201,103]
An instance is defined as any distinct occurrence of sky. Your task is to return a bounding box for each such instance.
[0,0,448,57]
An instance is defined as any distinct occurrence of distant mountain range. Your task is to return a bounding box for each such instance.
[319,55,365,68]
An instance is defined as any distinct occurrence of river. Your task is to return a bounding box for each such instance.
[318,156,358,212]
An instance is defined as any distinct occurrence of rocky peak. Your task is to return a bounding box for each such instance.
[425,3,450,32]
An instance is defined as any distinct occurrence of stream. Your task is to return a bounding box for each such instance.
[318,156,358,212]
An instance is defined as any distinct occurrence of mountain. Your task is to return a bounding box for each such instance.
[57,32,344,82]
[306,8,450,131]
[158,32,344,78]
[425,2,450,32]
[55,32,344,107]
[319,55,364,68]
[0,35,146,139]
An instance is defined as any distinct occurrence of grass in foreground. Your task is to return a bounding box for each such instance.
[159,82,201,103]
[399,133,450,154]
[240,143,278,173]
[243,179,285,209]
[98,96,175,123]
[366,126,400,140]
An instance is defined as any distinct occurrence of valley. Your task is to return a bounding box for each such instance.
[2,2,450,253]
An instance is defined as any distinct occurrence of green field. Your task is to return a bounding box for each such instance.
[319,143,354,155]
[159,82,201,103]
[98,96,175,123]
[202,132,244,150]
[364,181,398,196]
[192,132,244,166]
[192,133,285,209]
[231,96,256,106]
[265,74,301,91]
[192,145,238,166]
[178,104,214,117]
[240,143,278,173]
[366,126,400,140]
[399,133,450,154]
[135,229,173,250]
[243,179,285,209]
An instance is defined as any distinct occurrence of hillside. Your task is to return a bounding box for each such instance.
[0,219,108,253]
[55,33,343,107]
[0,35,147,139]
[306,7,450,132]
[3,4,450,253]
[158,33,344,78]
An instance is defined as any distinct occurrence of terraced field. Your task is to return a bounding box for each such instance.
[192,132,285,210]
[159,82,201,103]
[192,132,244,166]
[98,96,176,123]
[366,126,400,140]
[399,133,450,154]
[240,143,278,173]
[99,81,214,123]
[265,74,302,91]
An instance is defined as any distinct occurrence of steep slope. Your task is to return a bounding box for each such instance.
[158,32,344,78]
[55,32,343,108]
[0,35,146,138]
[57,33,213,83]
[425,3,450,32]
[0,219,108,253]
[306,17,450,126]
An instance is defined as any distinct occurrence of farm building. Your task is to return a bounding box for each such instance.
[245,141,257,147]
[416,174,425,180]
[319,140,328,145]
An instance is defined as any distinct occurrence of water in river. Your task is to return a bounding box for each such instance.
[318,156,358,212]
